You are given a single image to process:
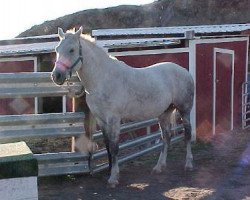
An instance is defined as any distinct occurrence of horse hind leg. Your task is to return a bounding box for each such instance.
[181,111,193,170]
[74,98,97,153]
[152,106,175,173]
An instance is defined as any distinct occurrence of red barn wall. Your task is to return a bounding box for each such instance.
[194,39,248,138]
[116,52,189,69]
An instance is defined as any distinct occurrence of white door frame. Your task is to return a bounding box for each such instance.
[212,48,235,135]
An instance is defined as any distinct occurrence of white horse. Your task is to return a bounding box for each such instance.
[51,27,194,188]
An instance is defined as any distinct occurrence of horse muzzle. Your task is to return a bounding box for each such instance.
[51,68,66,85]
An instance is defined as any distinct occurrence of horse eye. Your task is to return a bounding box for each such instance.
[69,49,74,53]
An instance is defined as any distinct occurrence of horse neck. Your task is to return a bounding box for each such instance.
[79,37,116,93]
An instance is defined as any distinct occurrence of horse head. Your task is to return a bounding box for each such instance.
[51,27,83,85]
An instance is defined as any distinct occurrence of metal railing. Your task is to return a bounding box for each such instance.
[242,82,250,129]
[0,72,184,176]
[0,72,82,98]
[0,72,90,176]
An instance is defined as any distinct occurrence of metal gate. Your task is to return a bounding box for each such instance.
[242,81,250,129]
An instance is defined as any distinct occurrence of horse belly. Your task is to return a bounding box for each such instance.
[121,99,169,121]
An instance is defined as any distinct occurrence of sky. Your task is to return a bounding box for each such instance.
[0,0,154,40]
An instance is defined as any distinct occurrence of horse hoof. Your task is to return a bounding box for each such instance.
[152,163,166,174]
[108,180,119,188]
[185,164,193,171]
[151,167,162,174]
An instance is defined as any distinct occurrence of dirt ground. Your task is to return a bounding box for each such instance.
[39,129,250,200]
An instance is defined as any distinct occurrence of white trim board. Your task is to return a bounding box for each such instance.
[212,48,235,135]
[188,41,196,141]
[245,37,249,85]
[190,37,249,45]
[96,38,178,48]
[109,48,189,57]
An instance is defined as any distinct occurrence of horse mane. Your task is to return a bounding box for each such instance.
[82,34,95,43]
[66,28,114,61]
[65,29,95,43]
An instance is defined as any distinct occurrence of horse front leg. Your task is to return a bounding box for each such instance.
[102,116,120,188]
[103,134,112,172]
[108,138,119,187]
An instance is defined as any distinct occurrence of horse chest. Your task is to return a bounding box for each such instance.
[86,93,117,116]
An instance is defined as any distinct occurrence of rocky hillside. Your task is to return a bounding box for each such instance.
[18,0,250,37]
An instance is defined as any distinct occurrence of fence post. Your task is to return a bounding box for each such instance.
[0,142,38,200]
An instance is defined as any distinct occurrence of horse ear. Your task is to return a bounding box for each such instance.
[75,26,83,38]
[58,27,65,39]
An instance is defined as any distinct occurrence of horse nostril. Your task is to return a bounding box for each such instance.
[56,71,62,80]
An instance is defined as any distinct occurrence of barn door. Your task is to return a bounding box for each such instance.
[213,48,234,135]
